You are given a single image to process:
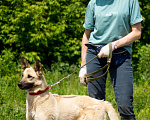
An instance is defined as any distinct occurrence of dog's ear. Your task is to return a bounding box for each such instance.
[33,59,43,76]
[21,56,30,72]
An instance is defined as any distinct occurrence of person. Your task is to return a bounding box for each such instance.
[79,0,143,120]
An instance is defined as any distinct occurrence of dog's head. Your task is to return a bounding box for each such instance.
[18,57,47,93]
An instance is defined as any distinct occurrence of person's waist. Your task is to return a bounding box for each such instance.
[86,44,129,56]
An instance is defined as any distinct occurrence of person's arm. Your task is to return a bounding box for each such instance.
[113,22,142,49]
[79,29,92,86]
[98,22,142,58]
[81,29,93,67]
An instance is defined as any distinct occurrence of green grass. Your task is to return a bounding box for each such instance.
[0,65,150,120]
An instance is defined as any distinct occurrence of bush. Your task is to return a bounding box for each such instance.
[0,0,87,66]
[0,49,19,77]
[134,44,150,83]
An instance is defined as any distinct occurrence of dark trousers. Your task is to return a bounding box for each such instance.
[86,47,136,120]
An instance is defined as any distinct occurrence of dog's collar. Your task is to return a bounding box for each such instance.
[29,86,49,95]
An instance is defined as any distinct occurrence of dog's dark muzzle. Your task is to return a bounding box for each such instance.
[18,82,34,90]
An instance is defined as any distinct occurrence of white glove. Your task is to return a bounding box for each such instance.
[79,66,87,86]
[98,43,114,58]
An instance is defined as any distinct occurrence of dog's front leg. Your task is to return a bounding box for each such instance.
[26,99,30,120]
[26,109,34,120]
[26,99,34,120]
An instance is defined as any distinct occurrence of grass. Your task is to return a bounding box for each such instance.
[0,64,150,120]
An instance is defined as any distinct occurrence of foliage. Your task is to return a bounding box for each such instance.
[132,44,150,119]
[0,0,149,68]
[0,0,87,66]
[132,0,150,70]
[0,49,19,76]
[139,0,150,44]
[134,44,150,83]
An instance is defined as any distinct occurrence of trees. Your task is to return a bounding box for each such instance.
[132,0,150,70]
[139,0,150,44]
[0,0,88,66]
[0,0,149,68]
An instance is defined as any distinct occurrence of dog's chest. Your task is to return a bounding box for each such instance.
[27,95,58,120]
[28,109,35,118]
[29,109,57,120]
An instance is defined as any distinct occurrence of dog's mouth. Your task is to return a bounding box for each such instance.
[18,82,34,90]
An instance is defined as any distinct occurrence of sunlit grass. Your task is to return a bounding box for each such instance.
[0,64,150,120]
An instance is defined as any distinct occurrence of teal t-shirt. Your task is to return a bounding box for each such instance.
[83,0,143,54]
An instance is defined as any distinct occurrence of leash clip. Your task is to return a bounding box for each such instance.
[107,58,111,64]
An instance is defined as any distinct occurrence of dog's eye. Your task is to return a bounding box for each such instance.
[28,75,32,78]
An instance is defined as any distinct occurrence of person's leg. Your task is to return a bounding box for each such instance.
[86,48,107,100]
[109,57,136,120]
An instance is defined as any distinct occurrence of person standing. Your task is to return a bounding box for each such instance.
[79,0,143,119]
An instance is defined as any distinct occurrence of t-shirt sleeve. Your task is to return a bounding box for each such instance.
[129,0,143,25]
[83,1,95,30]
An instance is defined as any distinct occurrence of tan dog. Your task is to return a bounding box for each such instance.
[18,57,119,120]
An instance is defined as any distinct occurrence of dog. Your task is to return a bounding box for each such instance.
[18,57,119,120]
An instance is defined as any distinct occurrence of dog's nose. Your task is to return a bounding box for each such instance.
[18,82,22,88]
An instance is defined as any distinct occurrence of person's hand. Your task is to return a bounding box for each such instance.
[97,43,115,58]
[79,66,87,86]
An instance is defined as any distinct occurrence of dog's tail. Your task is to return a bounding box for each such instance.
[101,100,119,120]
